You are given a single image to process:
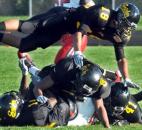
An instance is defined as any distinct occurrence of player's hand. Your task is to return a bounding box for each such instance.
[17,51,33,63]
[19,58,29,75]
[124,78,139,89]
[36,95,48,104]
[73,51,84,68]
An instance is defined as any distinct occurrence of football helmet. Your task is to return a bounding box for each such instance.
[116,3,140,31]
[111,82,130,116]
[0,91,24,123]
[75,63,108,96]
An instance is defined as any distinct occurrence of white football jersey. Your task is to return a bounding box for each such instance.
[68,97,95,126]
[54,0,80,8]
[63,0,80,8]
[54,0,95,8]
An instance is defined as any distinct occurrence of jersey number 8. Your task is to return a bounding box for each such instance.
[100,7,110,21]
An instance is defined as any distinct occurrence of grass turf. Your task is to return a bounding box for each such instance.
[0,46,142,129]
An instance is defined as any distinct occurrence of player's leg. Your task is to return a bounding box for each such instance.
[0,19,20,31]
[0,18,37,33]
[54,34,74,64]
[0,26,44,52]
[0,31,23,48]
[0,19,38,47]
[0,19,21,47]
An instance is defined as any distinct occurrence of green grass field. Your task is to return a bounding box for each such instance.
[0,46,142,130]
[137,16,142,30]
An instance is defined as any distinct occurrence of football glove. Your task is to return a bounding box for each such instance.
[36,95,48,104]
[73,51,84,68]
[124,78,139,89]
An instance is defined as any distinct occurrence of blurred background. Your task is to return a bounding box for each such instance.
[0,0,141,16]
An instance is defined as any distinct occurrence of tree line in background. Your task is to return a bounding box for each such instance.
[0,0,141,16]
[0,0,28,15]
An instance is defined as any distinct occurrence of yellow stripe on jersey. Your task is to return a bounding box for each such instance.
[47,122,57,128]
[76,21,80,29]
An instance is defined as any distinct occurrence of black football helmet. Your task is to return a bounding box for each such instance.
[110,82,130,116]
[116,3,140,31]
[75,63,108,96]
[0,91,24,123]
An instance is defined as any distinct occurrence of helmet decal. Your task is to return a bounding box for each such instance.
[99,77,107,87]
[7,100,17,118]
[81,64,91,76]
[125,101,137,114]
[120,3,130,18]
[0,91,23,122]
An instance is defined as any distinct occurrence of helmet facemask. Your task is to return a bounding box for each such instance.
[112,106,125,116]
[117,10,137,33]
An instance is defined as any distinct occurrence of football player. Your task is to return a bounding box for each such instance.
[54,0,95,64]
[0,3,140,88]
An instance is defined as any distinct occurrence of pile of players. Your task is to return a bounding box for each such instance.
[0,0,141,128]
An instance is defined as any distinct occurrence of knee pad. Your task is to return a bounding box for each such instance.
[18,20,36,34]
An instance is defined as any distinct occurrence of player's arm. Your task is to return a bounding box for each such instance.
[73,31,85,68]
[113,34,138,88]
[73,23,92,68]
[74,22,91,50]
[114,44,129,79]
[73,31,83,51]
[94,98,110,128]
[18,52,36,98]
[19,58,29,98]
[33,75,54,97]
[19,74,29,98]
[117,58,129,79]
[113,28,132,79]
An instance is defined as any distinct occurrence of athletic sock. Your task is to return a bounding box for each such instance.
[0,32,4,42]
[0,22,6,30]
